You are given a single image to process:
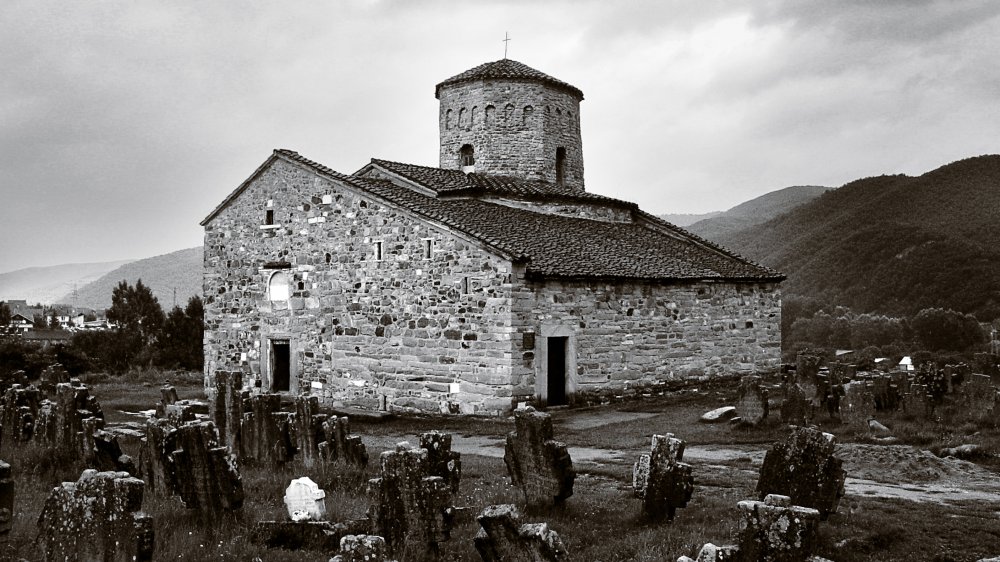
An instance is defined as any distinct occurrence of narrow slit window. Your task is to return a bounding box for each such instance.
[422,238,433,260]
[461,276,470,294]
[374,241,383,261]
[265,209,274,225]
[555,147,566,185]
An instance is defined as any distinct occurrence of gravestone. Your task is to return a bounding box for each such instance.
[37,470,154,562]
[155,385,179,419]
[677,543,740,562]
[87,425,137,475]
[240,393,294,464]
[171,421,244,513]
[284,476,326,521]
[163,402,196,425]
[958,374,1000,427]
[474,504,569,562]
[138,418,179,498]
[420,432,462,494]
[0,461,11,541]
[735,376,768,425]
[736,494,821,562]
[34,381,105,457]
[503,407,574,508]
[632,434,694,521]
[839,381,875,430]
[318,416,369,468]
[293,395,327,468]
[700,406,737,424]
[0,384,41,450]
[367,442,453,561]
[210,370,245,454]
[251,519,367,551]
[756,426,845,520]
[331,535,393,562]
[902,384,933,419]
[38,363,70,394]
[780,383,808,426]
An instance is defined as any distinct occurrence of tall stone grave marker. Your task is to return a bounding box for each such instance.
[735,376,768,425]
[318,416,369,468]
[632,434,694,521]
[503,407,574,508]
[420,431,462,495]
[756,426,845,520]
[0,461,11,542]
[840,381,876,429]
[367,442,453,561]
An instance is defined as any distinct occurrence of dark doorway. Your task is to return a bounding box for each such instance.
[271,339,290,392]
[547,336,567,406]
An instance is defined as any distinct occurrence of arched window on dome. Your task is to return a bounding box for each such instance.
[555,147,566,186]
[522,105,534,126]
[445,109,453,130]
[268,271,290,302]
[459,144,475,170]
[504,104,515,123]
[471,106,478,127]
[485,105,495,126]
[458,107,467,128]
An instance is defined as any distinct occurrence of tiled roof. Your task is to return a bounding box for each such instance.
[367,159,632,208]
[279,151,783,283]
[435,59,584,100]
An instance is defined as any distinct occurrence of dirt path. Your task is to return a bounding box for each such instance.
[423,432,1000,507]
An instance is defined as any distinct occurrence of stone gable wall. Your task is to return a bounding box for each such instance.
[509,279,782,404]
[438,79,584,191]
[203,158,517,415]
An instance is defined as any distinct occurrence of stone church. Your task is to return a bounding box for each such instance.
[201,59,783,415]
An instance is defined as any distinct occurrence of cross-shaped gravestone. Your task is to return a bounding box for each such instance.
[632,434,694,521]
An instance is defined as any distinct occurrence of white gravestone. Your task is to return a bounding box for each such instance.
[284,476,327,521]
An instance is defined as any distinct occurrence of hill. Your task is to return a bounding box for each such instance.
[713,155,1000,320]
[60,247,202,310]
[687,185,830,241]
[657,211,723,227]
[0,260,134,305]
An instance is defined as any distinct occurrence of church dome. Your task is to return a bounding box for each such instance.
[435,59,584,100]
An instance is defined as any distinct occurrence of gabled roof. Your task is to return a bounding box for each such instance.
[261,150,783,283]
[435,59,584,100]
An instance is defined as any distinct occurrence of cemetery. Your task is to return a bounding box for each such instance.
[0,359,999,561]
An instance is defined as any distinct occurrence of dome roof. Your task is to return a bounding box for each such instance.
[435,59,583,100]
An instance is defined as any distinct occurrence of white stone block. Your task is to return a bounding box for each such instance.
[284,477,326,521]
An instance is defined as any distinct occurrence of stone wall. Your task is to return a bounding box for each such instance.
[438,79,584,190]
[509,279,782,405]
[204,158,517,415]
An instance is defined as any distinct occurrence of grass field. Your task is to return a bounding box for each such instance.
[3,369,1000,561]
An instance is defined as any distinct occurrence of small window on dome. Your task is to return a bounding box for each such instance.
[459,144,475,167]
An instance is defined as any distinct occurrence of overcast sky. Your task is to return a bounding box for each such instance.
[3,0,999,273]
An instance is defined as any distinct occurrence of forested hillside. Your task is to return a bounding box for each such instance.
[713,155,1000,320]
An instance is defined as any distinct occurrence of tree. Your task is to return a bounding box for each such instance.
[106,279,165,370]
[156,296,204,371]
[0,301,10,328]
[911,308,985,353]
